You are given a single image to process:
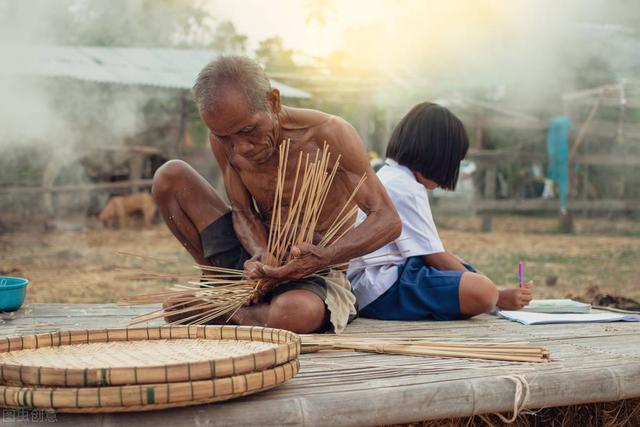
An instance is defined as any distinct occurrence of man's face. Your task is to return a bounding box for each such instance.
[202,87,279,165]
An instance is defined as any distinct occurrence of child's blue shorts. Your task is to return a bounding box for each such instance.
[359,256,476,321]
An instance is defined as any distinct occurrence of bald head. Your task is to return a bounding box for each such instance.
[193,56,271,114]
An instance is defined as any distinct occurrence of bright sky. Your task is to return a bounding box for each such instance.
[210,0,401,57]
[205,0,626,101]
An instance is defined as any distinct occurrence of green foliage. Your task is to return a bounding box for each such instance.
[212,21,247,54]
[0,0,212,47]
[304,0,336,27]
[255,36,296,72]
[0,0,260,54]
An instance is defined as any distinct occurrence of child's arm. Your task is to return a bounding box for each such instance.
[447,252,486,275]
[422,251,467,271]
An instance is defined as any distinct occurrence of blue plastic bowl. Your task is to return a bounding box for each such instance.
[0,277,29,312]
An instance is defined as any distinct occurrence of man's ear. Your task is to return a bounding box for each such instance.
[268,88,281,114]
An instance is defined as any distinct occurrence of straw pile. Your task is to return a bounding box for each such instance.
[301,335,550,363]
[122,139,367,325]
[0,325,300,413]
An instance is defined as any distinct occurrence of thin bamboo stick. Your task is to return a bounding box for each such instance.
[319,174,367,247]
[299,335,550,363]
[116,251,181,264]
[194,264,244,275]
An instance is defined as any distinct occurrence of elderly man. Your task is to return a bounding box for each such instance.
[153,56,400,333]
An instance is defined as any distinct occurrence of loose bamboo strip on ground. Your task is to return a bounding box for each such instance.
[300,335,550,363]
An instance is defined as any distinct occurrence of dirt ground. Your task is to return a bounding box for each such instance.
[1,214,639,305]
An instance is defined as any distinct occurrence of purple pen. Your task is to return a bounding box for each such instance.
[518,260,523,288]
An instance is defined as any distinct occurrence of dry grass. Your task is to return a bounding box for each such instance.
[1,214,639,304]
[0,225,191,304]
[438,214,640,303]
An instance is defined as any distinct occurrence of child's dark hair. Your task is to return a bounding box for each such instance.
[385,102,469,190]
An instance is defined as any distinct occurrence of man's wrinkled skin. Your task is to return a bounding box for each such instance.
[152,86,401,333]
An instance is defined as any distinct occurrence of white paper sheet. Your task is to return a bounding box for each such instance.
[498,310,640,325]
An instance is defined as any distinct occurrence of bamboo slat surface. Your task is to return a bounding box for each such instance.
[2,303,640,426]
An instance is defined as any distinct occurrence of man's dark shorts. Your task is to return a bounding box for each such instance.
[199,212,357,332]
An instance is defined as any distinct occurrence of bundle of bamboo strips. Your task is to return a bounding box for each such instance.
[122,139,366,325]
[300,335,550,363]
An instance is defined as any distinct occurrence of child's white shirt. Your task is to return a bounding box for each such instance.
[347,158,445,309]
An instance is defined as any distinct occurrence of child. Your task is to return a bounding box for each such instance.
[347,102,532,320]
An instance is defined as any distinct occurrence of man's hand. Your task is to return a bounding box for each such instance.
[497,281,534,310]
[242,253,280,305]
[243,253,267,280]
[260,243,331,282]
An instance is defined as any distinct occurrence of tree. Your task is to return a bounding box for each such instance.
[304,0,336,57]
[304,0,336,28]
[0,0,213,47]
[255,36,297,72]
[212,21,247,54]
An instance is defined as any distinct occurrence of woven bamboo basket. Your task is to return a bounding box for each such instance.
[0,359,299,413]
[0,325,300,387]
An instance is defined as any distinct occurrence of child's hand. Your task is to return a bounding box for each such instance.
[497,281,533,310]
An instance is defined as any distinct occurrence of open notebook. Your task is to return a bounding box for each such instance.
[520,299,591,314]
[498,310,640,325]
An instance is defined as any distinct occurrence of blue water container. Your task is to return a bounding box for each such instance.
[0,277,29,311]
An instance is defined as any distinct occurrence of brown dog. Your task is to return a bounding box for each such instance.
[99,192,157,228]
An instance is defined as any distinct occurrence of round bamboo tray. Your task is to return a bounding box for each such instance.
[0,325,300,387]
[0,359,299,413]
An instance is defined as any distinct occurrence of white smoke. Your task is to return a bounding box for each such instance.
[0,1,178,189]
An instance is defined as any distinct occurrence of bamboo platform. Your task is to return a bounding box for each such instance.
[2,303,639,426]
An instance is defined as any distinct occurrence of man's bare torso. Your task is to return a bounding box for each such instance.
[221,106,362,239]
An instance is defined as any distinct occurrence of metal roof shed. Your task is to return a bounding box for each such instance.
[7,46,311,99]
